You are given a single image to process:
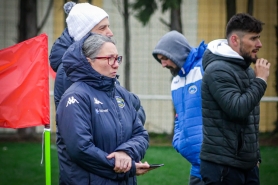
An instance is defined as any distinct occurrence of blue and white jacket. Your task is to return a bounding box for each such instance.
[172,41,207,179]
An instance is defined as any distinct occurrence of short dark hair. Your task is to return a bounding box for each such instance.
[226,13,264,38]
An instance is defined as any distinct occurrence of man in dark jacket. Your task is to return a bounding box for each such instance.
[49,1,146,124]
[200,13,270,185]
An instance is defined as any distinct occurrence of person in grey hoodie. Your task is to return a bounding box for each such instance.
[152,30,207,185]
[201,13,270,185]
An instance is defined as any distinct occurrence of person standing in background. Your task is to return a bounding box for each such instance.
[49,1,146,124]
[152,30,207,185]
[200,13,270,185]
[56,33,150,185]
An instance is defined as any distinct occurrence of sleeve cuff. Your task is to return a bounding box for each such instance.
[256,77,267,85]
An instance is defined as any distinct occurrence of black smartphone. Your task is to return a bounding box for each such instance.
[149,164,164,169]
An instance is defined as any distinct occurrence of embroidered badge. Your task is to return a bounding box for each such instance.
[188,85,197,94]
[115,96,125,108]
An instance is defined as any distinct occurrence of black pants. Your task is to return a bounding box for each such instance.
[200,160,259,185]
[189,175,204,185]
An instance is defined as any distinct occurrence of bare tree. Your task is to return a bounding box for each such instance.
[113,0,132,90]
[18,0,37,42]
[17,0,53,139]
[170,5,182,32]
[131,0,183,136]
[113,0,183,90]
[247,0,254,15]
[274,0,278,134]
[226,0,236,24]
[123,0,131,90]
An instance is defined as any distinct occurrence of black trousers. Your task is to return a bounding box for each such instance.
[200,160,259,185]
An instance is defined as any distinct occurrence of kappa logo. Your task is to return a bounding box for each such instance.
[94,98,103,105]
[188,85,197,94]
[66,96,79,107]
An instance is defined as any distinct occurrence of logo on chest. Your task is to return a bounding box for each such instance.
[116,96,125,108]
[94,98,103,104]
[188,85,197,94]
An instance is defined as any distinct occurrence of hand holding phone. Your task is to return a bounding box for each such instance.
[135,162,164,175]
[149,164,164,169]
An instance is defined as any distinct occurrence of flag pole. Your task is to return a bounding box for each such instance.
[44,124,51,185]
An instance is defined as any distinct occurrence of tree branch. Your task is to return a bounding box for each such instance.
[37,0,54,34]
[113,0,124,17]
[159,17,170,28]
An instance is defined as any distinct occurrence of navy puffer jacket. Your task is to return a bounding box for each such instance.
[49,28,74,109]
[49,29,146,125]
[56,33,149,185]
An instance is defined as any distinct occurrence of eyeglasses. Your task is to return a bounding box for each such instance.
[93,56,123,66]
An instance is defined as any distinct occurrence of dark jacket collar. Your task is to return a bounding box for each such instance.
[49,28,74,72]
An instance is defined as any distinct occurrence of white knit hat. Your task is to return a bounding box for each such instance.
[64,2,109,41]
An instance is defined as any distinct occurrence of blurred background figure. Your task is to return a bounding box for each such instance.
[153,30,207,185]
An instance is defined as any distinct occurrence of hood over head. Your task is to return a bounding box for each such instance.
[152,31,193,68]
[49,28,73,72]
[62,32,116,91]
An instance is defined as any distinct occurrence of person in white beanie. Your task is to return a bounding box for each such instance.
[64,1,112,41]
[49,1,146,127]
[49,1,113,110]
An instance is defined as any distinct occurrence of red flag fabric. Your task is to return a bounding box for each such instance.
[0,34,49,128]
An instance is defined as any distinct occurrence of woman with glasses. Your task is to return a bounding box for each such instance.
[56,33,150,185]
[49,1,146,127]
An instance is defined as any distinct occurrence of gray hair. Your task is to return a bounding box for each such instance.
[82,34,115,60]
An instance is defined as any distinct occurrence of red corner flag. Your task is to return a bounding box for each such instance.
[0,34,49,128]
